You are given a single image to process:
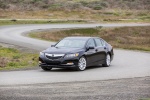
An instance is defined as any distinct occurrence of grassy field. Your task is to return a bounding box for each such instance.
[0,46,38,70]
[29,26,150,51]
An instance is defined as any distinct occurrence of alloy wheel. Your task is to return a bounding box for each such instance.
[78,57,86,71]
[106,54,111,66]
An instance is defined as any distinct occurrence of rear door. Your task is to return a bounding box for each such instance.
[94,38,107,62]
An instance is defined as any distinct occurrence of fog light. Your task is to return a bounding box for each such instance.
[39,61,42,64]
[67,62,74,65]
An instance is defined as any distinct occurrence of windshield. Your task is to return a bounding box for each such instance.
[55,39,86,48]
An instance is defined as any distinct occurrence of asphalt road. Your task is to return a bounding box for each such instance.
[0,77,149,100]
[0,23,150,51]
[0,23,150,86]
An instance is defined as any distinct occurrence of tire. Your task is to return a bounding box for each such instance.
[41,66,52,71]
[76,56,87,71]
[102,54,111,67]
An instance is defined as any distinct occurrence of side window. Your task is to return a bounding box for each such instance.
[95,38,103,47]
[100,39,106,46]
[87,39,95,47]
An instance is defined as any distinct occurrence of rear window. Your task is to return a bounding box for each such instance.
[95,38,103,47]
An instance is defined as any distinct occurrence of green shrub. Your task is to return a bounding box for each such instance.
[93,5,102,10]
[13,54,21,59]
[8,62,19,67]
[31,0,42,3]
[80,1,88,6]
[0,2,8,9]
[48,4,62,10]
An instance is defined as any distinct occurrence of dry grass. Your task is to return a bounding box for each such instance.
[30,26,150,51]
[0,57,10,68]
[0,0,150,22]
[1,0,149,10]
[0,0,150,23]
[0,10,149,23]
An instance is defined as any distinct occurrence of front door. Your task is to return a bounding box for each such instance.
[85,39,97,66]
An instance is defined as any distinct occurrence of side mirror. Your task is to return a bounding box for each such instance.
[87,46,94,50]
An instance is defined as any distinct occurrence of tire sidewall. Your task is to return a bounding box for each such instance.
[77,56,87,71]
[103,54,111,67]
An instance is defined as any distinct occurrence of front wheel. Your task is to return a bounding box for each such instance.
[102,54,111,67]
[76,56,87,71]
[41,66,52,71]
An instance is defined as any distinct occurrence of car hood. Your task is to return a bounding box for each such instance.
[43,47,84,54]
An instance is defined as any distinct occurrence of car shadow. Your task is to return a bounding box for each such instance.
[40,65,104,72]
[51,68,77,72]
[86,65,104,70]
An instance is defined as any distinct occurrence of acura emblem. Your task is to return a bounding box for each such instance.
[52,54,54,57]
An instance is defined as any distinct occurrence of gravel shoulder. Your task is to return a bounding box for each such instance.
[0,77,149,100]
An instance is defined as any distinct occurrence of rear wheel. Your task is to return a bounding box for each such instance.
[102,54,111,67]
[76,56,87,71]
[41,66,52,71]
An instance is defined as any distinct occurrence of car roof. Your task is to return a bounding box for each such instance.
[64,36,99,40]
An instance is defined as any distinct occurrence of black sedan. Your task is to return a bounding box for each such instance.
[39,37,114,71]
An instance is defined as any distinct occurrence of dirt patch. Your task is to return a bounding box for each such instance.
[0,42,38,53]
[0,57,9,68]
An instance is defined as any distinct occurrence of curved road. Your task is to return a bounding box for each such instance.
[0,23,150,85]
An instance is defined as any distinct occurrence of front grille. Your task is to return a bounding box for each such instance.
[46,55,62,59]
[45,53,64,60]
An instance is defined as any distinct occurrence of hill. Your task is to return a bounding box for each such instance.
[0,0,149,10]
[0,0,149,22]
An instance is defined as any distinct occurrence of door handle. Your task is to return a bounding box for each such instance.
[95,49,98,52]
[104,47,107,49]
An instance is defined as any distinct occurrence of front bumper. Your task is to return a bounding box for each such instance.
[39,57,79,68]
[39,63,76,68]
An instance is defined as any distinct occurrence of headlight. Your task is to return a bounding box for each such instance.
[40,52,44,56]
[65,53,79,58]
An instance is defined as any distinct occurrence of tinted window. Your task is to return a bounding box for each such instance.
[87,39,95,47]
[95,38,103,47]
[100,39,106,46]
[55,39,86,48]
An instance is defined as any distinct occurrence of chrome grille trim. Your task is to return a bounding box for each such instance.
[45,53,65,60]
